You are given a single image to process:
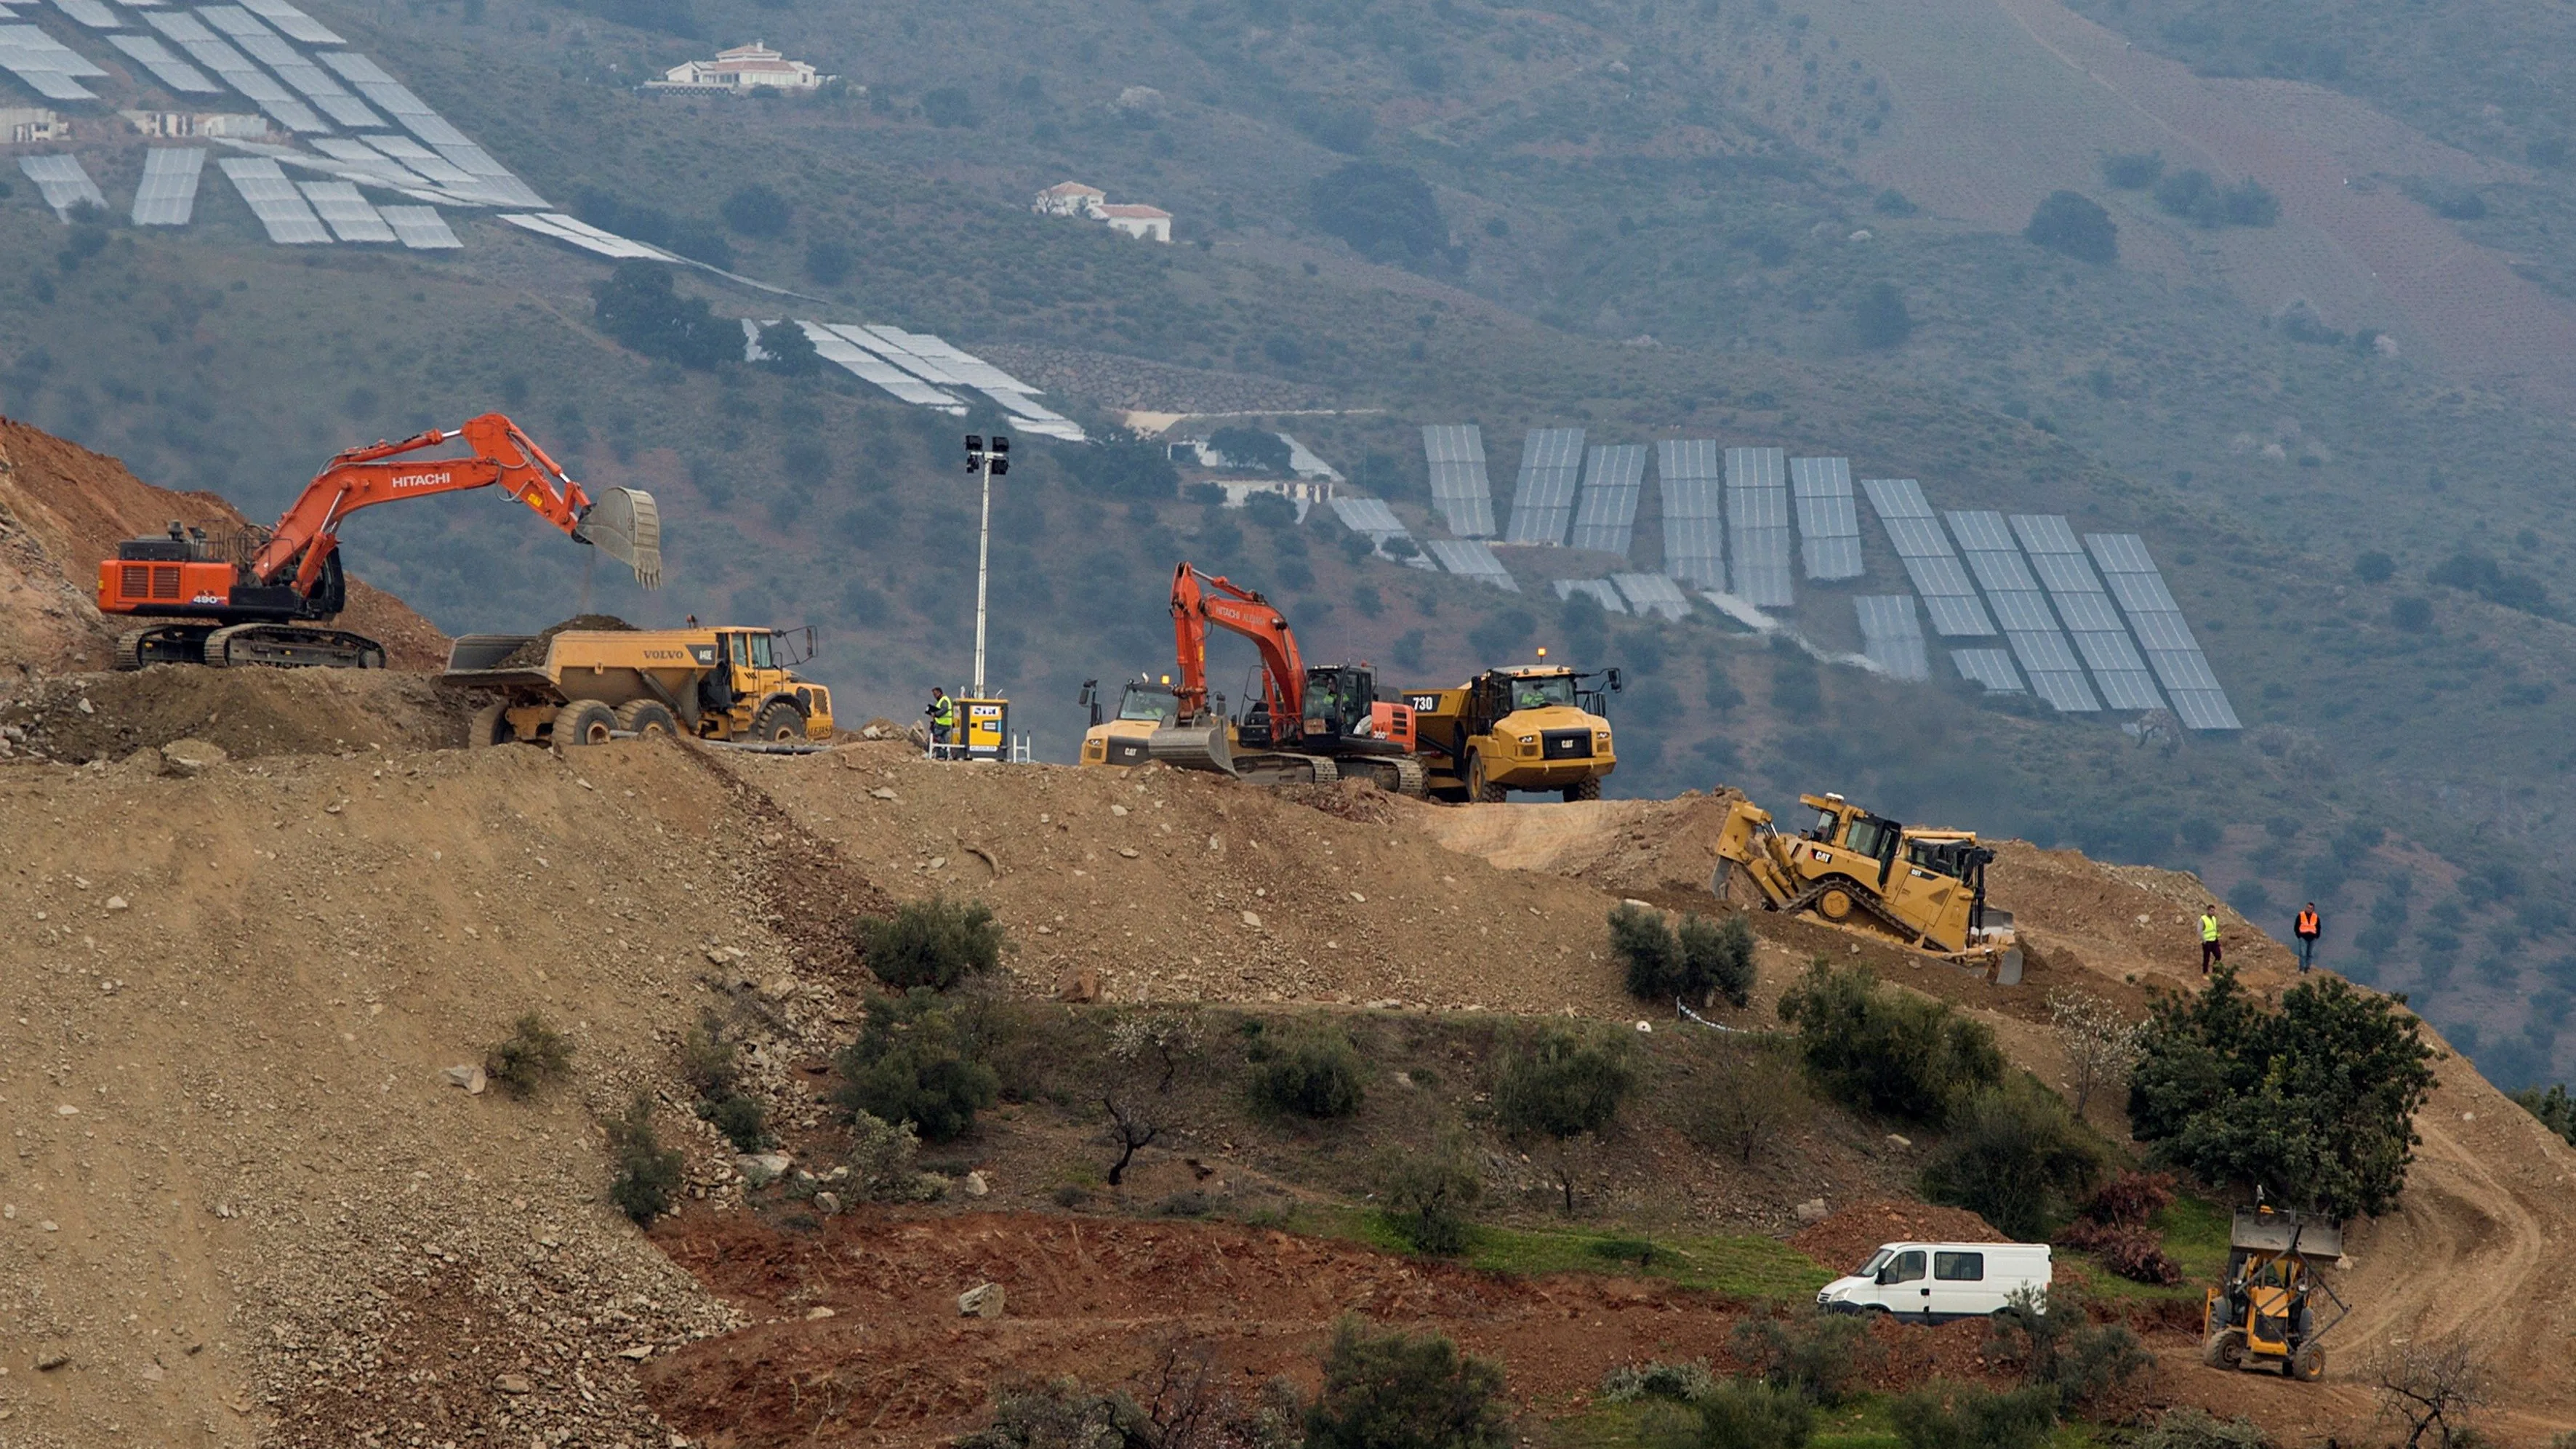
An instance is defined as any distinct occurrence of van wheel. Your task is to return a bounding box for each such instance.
[552,699,617,748]
[753,700,804,742]
[617,700,679,739]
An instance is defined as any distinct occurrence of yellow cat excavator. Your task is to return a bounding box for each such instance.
[1713,792,2021,982]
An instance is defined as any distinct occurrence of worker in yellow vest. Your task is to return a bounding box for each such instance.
[2199,907,2222,975]
[925,687,957,755]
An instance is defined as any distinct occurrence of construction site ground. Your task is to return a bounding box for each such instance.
[0,666,2572,1446]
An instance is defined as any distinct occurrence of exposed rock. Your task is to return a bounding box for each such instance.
[161,738,228,776]
[956,1283,1006,1320]
[1794,1197,1831,1224]
[963,1171,989,1199]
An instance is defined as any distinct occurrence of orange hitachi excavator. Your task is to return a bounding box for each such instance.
[97,412,659,670]
[1144,561,1426,795]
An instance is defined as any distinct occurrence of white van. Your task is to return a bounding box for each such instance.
[1815,1241,2052,1322]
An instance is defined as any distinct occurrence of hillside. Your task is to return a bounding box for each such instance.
[0,655,2572,1445]
[4,0,2576,1096]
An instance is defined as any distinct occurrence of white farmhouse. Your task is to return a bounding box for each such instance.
[646,41,831,94]
[1032,181,1107,217]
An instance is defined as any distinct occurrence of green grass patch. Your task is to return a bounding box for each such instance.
[1317,1206,1831,1302]
[2064,1189,2234,1304]
[1541,1392,2112,1449]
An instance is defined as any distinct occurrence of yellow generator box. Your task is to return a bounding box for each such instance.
[963,698,1008,760]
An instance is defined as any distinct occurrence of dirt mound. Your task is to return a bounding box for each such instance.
[1789,1201,2012,1277]
[1400,791,1748,899]
[741,745,1638,1016]
[496,613,638,668]
[0,414,446,673]
[643,1208,2007,1448]
[0,663,475,762]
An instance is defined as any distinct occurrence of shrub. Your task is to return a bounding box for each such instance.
[2513,1083,2576,1146]
[680,1019,740,1096]
[2024,190,2117,263]
[805,238,853,286]
[1382,1124,1481,1256]
[832,988,1000,1142]
[1206,425,1293,475]
[1249,1021,1367,1119]
[1919,1077,2106,1239]
[858,896,1004,990]
[1493,1024,1637,1140]
[1696,1380,1814,1449]
[847,1109,936,1202]
[2046,988,2140,1116]
[484,1012,574,1099]
[606,1093,683,1225]
[1853,281,1912,348]
[1613,904,1686,1002]
[590,262,738,370]
[1059,428,1181,499]
[2223,179,2279,227]
[1599,1359,1717,1404]
[1986,1287,2151,1413]
[720,182,792,237]
[1729,1309,1879,1408]
[2154,168,2227,226]
[1682,914,1758,1008]
[2129,967,2436,1216]
[2138,1407,2266,1449]
[1304,1319,1510,1449]
[957,1378,1149,1449]
[1776,963,2002,1123]
[1680,1039,1803,1164]
[699,1093,769,1152]
[2100,151,2164,189]
[1890,1383,2056,1449]
[755,320,820,377]
[920,86,977,128]
[1309,161,1445,263]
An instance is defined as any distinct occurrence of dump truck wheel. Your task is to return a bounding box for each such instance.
[1562,777,1602,803]
[1468,753,1506,803]
[552,700,618,748]
[2291,1343,2325,1381]
[1818,886,1856,921]
[753,700,804,742]
[468,702,513,750]
[617,700,679,739]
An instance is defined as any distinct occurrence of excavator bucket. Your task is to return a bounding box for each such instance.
[1147,720,1237,776]
[580,486,662,589]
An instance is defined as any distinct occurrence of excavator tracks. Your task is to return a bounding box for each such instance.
[202,624,388,670]
[115,625,214,670]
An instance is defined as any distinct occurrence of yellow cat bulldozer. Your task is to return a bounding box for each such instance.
[2203,1205,2346,1382]
[1406,657,1619,803]
[1713,792,2021,982]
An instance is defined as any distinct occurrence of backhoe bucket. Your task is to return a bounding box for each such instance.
[1147,721,1237,776]
[580,486,662,589]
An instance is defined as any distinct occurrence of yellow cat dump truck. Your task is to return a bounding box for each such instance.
[1714,792,2021,981]
[1407,661,1619,803]
[1078,675,1179,767]
[441,623,835,748]
[2203,1205,2346,1382]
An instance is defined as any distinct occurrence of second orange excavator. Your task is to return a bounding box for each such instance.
[1145,562,1427,795]
[97,413,659,670]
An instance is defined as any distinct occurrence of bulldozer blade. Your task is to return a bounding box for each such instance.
[580,486,662,589]
[1147,721,1237,775]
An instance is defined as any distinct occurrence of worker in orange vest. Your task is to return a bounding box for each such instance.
[2294,903,2322,973]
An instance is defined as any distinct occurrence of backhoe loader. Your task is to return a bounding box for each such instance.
[1714,792,2021,981]
[1144,563,1427,795]
[99,414,658,670]
[2203,1205,2345,1382]
[1407,654,1620,802]
[441,623,832,747]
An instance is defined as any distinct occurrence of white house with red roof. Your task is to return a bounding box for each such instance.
[646,41,831,94]
[1098,203,1173,242]
[1032,180,1173,241]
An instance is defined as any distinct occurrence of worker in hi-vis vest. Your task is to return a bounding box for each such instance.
[2199,908,2223,975]
[2294,903,2322,973]
[926,687,956,752]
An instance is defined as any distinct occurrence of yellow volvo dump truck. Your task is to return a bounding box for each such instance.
[1406,661,1619,803]
[1078,675,1179,766]
[1714,792,2021,981]
[441,624,835,747]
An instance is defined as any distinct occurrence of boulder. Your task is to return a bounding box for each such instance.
[1794,1197,1831,1224]
[161,739,228,777]
[956,1283,1006,1320]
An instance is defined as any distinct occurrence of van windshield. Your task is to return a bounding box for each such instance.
[1854,1248,1893,1277]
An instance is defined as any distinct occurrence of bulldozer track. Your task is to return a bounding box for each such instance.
[1781,875,1924,950]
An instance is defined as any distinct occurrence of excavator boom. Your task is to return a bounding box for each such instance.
[97,412,659,670]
